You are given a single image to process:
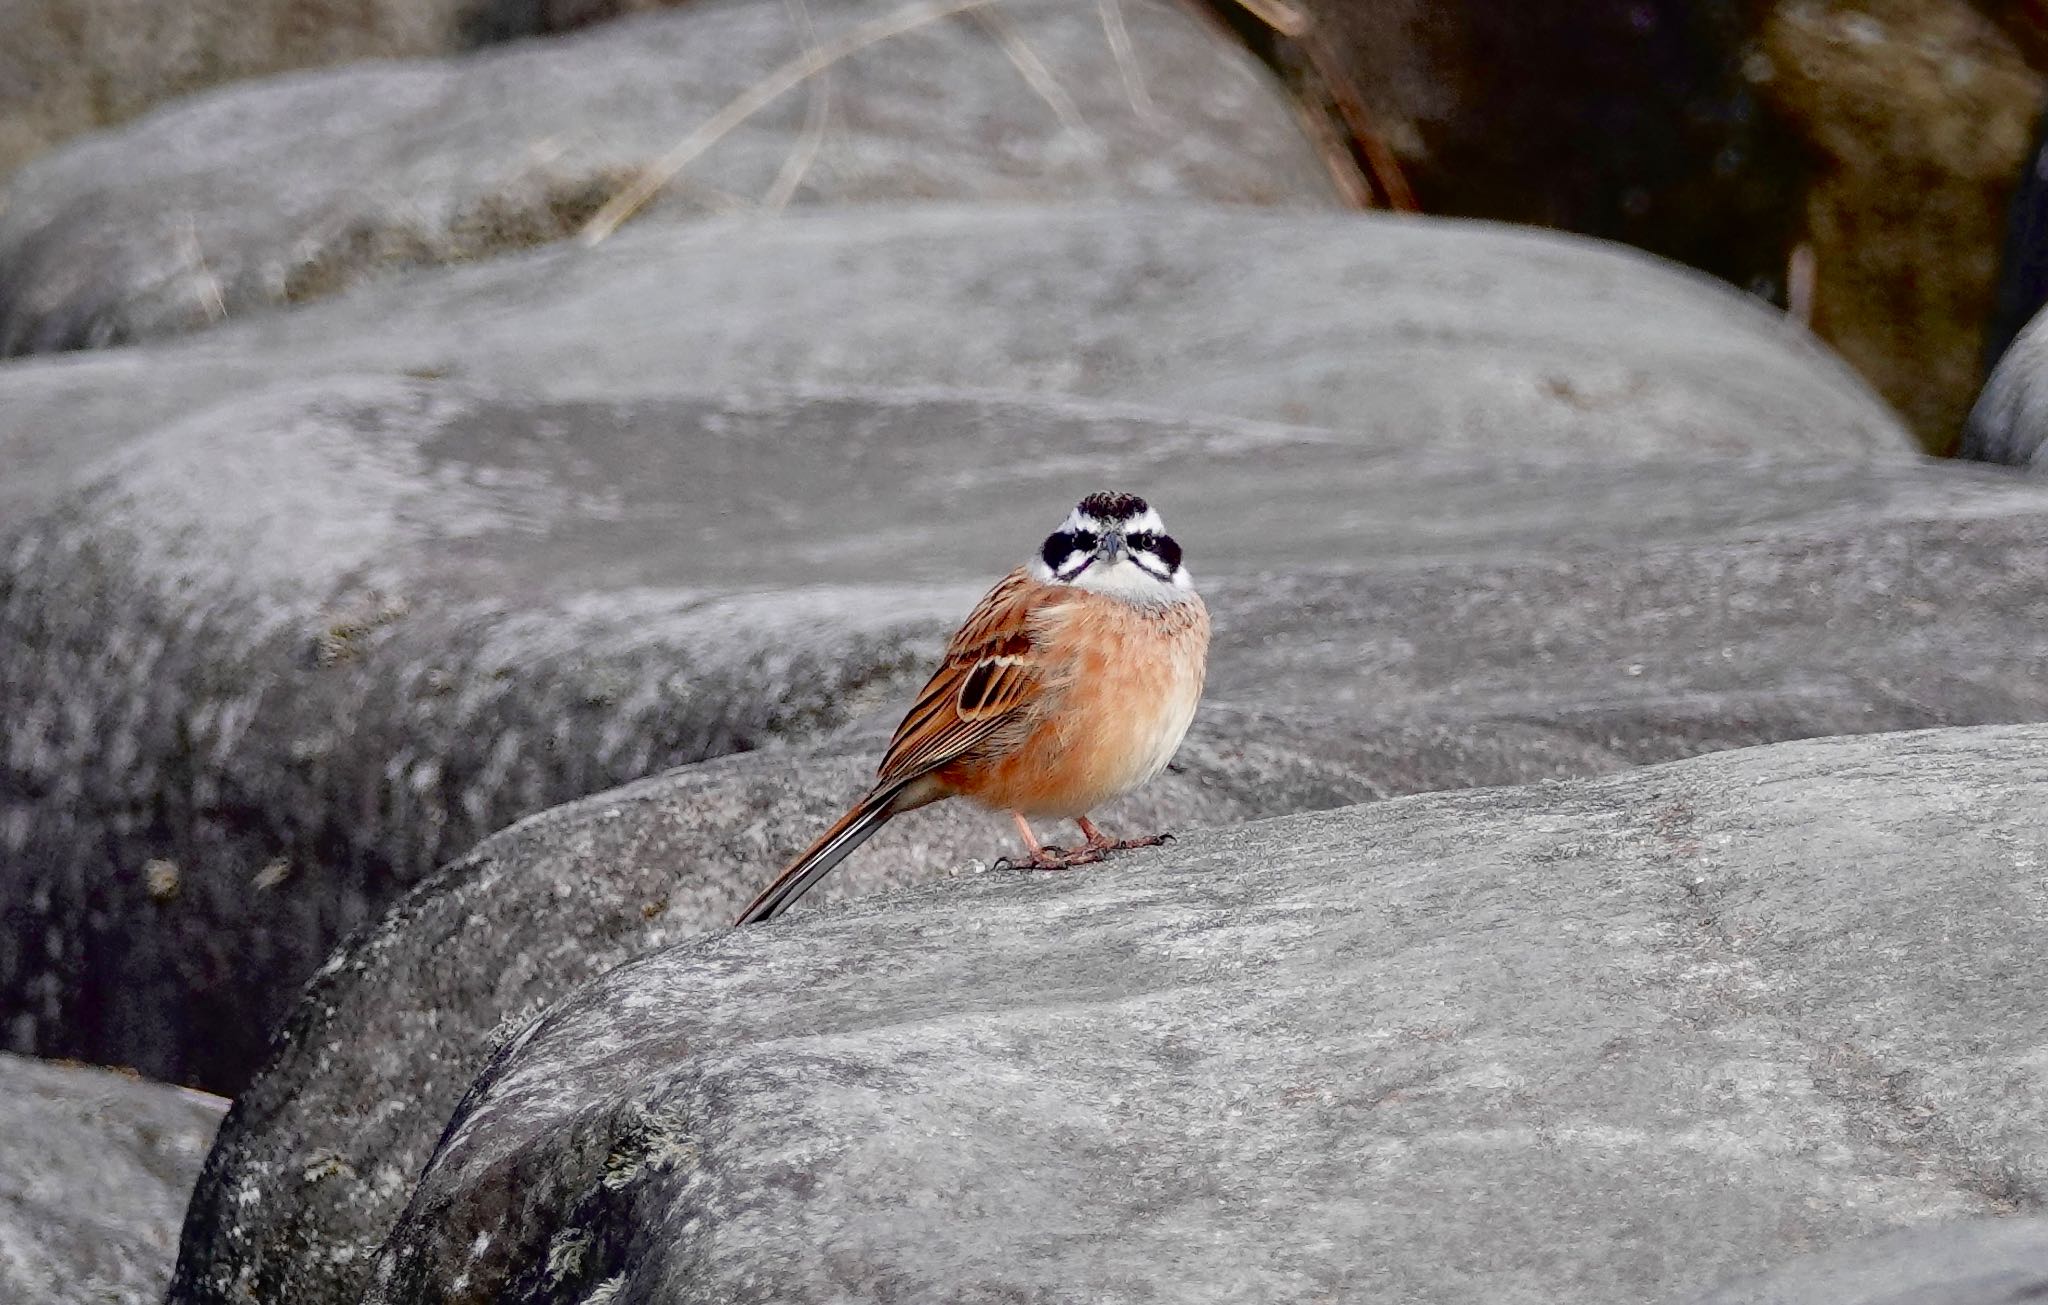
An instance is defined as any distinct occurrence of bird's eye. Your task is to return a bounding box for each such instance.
[1126,531,1157,553]
[1071,531,1098,552]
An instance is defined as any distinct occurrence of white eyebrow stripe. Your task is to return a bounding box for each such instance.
[1058,507,1166,535]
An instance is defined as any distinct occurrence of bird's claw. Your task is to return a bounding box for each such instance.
[999,832,1175,871]
[1083,831,1174,853]
[997,845,1106,872]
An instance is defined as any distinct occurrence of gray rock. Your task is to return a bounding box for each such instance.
[1964,306,2048,470]
[364,725,2048,1304]
[1682,1216,2048,1304]
[0,0,1337,353]
[169,451,2048,1305]
[0,0,490,182]
[2,383,1023,1091]
[0,204,1911,518]
[2,203,1914,1092]
[0,1052,227,1305]
[168,728,1330,1305]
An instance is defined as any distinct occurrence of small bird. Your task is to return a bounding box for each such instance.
[734,491,1210,924]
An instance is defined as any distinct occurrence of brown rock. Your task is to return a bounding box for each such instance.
[1246,2,1801,320]
[1757,0,2042,453]
[1254,0,2044,453]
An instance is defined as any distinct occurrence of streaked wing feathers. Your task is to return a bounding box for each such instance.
[876,570,1047,784]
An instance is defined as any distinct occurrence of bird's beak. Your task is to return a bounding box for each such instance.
[1095,533,1127,563]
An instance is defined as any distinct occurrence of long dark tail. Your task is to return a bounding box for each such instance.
[734,782,913,924]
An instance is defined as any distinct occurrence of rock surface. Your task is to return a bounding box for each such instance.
[0,1053,227,1305]
[169,450,2048,1305]
[1964,305,2048,469]
[2,205,1912,1095]
[0,203,1910,521]
[362,726,2048,1304]
[0,0,1337,354]
[0,0,490,181]
[1687,1216,2048,1304]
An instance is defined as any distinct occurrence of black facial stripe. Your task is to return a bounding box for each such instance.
[1142,533,1182,573]
[1040,530,1092,576]
[1044,519,1179,583]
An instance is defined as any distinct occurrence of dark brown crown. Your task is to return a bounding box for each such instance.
[1074,491,1149,523]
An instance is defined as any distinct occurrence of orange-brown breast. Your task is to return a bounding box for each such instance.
[940,588,1209,818]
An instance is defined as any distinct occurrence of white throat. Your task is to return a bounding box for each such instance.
[1062,556,1191,604]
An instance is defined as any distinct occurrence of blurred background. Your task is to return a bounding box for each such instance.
[7,2,2048,1303]
[8,0,2048,451]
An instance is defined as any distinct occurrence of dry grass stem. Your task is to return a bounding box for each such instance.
[580,0,1000,244]
[1095,0,1154,118]
[976,4,1096,149]
[180,216,228,323]
[1292,95,1371,209]
[1299,27,1418,212]
[1226,0,1308,38]
[1787,241,1817,329]
[763,0,834,210]
[1209,0,1417,211]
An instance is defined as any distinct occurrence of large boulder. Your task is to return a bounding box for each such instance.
[1,205,1915,1095]
[0,0,1338,355]
[0,1053,227,1305]
[168,449,2048,1304]
[0,0,491,182]
[1754,0,2041,453]
[0,203,1910,518]
[362,725,2048,1303]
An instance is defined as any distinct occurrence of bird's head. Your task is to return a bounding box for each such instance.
[1030,491,1191,600]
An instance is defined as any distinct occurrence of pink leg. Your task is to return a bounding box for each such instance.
[1012,812,1048,859]
[1077,815,1115,852]
[1007,812,1102,870]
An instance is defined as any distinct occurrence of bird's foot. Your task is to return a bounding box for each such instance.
[1110,831,1174,851]
[1080,830,1175,854]
[998,845,1106,872]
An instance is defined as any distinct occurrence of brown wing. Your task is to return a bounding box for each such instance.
[876,569,1052,785]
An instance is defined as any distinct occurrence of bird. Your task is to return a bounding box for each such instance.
[734,491,1210,925]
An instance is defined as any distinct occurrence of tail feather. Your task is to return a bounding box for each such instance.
[734,783,908,924]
